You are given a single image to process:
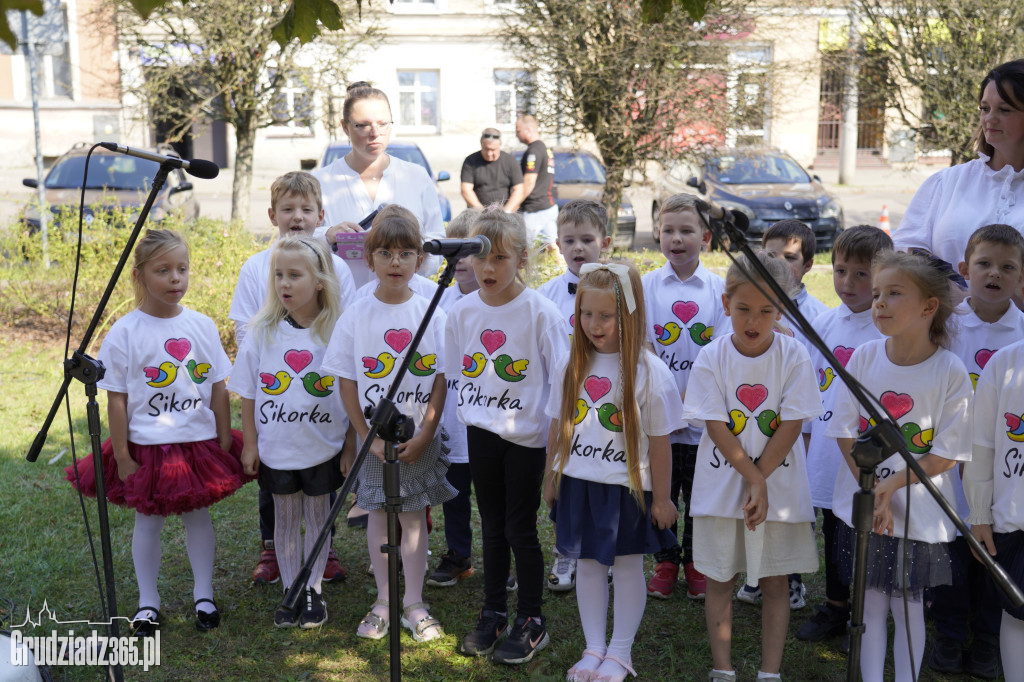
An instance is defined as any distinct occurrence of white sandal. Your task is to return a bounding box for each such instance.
[356,599,389,640]
[400,601,443,642]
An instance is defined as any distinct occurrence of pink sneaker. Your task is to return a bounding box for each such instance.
[646,561,679,599]
[683,562,707,600]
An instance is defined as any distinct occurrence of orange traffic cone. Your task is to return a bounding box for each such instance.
[878,205,890,235]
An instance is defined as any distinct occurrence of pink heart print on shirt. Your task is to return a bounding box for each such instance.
[384,328,412,354]
[672,301,699,324]
[481,329,506,356]
[736,384,768,412]
[832,346,855,368]
[284,349,313,373]
[880,391,914,420]
[975,349,995,370]
[584,376,612,403]
[164,338,191,362]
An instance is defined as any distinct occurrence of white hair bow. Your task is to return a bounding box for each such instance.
[579,262,636,313]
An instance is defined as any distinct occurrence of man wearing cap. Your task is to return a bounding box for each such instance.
[460,128,524,212]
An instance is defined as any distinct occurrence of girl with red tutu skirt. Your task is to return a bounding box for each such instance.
[65,229,251,636]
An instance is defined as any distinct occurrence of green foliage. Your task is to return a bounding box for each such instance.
[272,0,346,47]
[641,0,712,22]
[0,212,262,355]
[0,0,44,52]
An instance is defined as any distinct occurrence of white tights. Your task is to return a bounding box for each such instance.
[273,492,331,593]
[367,508,428,609]
[576,555,646,666]
[860,588,924,682]
[132,508,215,615]
[1001,611,1024,681]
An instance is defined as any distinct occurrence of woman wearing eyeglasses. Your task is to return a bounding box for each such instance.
[314,82,445,275]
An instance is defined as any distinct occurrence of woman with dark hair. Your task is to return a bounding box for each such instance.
[313,82,444,274]
[895,60,1024,276]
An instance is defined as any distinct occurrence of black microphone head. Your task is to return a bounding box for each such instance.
[98,141,119,152]
[474,234,491,257]
[727,208,750,233]
[185,159,220,179]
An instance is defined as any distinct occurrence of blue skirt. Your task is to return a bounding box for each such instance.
[834,519,951,601]
[551,475,674,567]
[993,531,1024,620]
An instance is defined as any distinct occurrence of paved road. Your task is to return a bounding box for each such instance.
[1,161,942,248]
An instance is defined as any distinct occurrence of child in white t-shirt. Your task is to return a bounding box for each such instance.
[536,199,612,593]
[446,208,569,665]
[683,251,822,682]
[544,262,682,682]
[642,193,730,601]
[229,171,355,586]
[797,226,893,643]
[66,229,249,636]
[827,251,972,682]
[932,224,1024,675]
[233,236,351,629]
[427,208,483,588]
[322,205,455,642]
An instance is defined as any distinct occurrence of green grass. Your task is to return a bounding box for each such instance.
[0,232,984,680]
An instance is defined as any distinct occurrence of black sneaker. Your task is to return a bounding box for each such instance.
[926,633,964,674]
[492,615,549,665]
[796,602,850,642]
[964,634,999,679]
[426,550,474,587]
[298,587,327,629]
[274,604,299,628]
[460,609,509,656]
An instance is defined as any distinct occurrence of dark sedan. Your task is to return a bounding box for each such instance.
[652,148,844,248]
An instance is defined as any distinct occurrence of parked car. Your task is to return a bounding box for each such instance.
[21,142,200,232]
[515,148,636,249]
[310,141,452,222]
[651,148,844,249]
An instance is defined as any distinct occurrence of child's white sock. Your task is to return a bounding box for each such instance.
[757,672,781,680]
[132,512,165,614]
[182,507,215,611]
[890,593,925,681]
[301,494,331,593]
[1001,611,1024,681]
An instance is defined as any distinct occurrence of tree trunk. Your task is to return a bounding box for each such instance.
[231,119,257,224]
[602,163,626,240]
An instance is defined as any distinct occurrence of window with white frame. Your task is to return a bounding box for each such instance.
[726,44,772,147]
[19,3,73,100]
[493,69,534,126]
[270,69,314,131]
[397,70,440,132]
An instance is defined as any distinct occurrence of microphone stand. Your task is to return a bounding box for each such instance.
[25,159,178,682]
[279,252,458,682]
[704,210,1024,682]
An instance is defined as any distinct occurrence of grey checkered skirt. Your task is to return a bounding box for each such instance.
[354,428,457,512]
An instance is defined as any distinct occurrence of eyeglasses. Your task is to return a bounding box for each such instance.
[373,249,418,262]
[350,121,393,136]
[481,133,501,140]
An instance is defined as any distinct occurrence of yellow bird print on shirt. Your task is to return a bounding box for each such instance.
[260,371,292,395]
[362,352,396,380]
[144,361,177,388]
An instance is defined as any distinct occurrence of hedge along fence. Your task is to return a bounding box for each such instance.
[0,208,263,357]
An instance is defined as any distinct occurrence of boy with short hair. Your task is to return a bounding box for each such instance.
[642,193,730,600]
[229,170,356,585]
[535,199,612,591]
[927,224,1024,677]
[796,225,893,642]
[762,219,829,324]
[428,208,483,587]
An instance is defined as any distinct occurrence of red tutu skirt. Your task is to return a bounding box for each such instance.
[65,429,254,516]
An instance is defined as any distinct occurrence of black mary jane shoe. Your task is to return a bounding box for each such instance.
[195,598,221,631]
[131,606,160,637]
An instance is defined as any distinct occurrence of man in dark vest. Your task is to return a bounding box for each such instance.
[515,115,557,252]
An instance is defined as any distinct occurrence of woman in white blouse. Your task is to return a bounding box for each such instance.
[895,60,1024,281]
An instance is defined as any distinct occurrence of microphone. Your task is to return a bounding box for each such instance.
[697,198,750,233]
[422,235,491,259]
[98,142,220,180]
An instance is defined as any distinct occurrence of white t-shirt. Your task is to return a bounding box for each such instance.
[321,293,447,434]
[642,262,730,445]
[894,155,1024,267]
[805,305,884,509]
[683,333,822,523]
[947,300,1024,518]
[536,270,580,335]
[229,246,356,346]
[445,287,569,448]
[312,155,445,275]
[438,284,475,464]
[97,308,231,446]
[545,350,683,490]
[827,340,972,542]
[231,322,350,470]
[968,339,1024,533]
[354,273,438,302]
